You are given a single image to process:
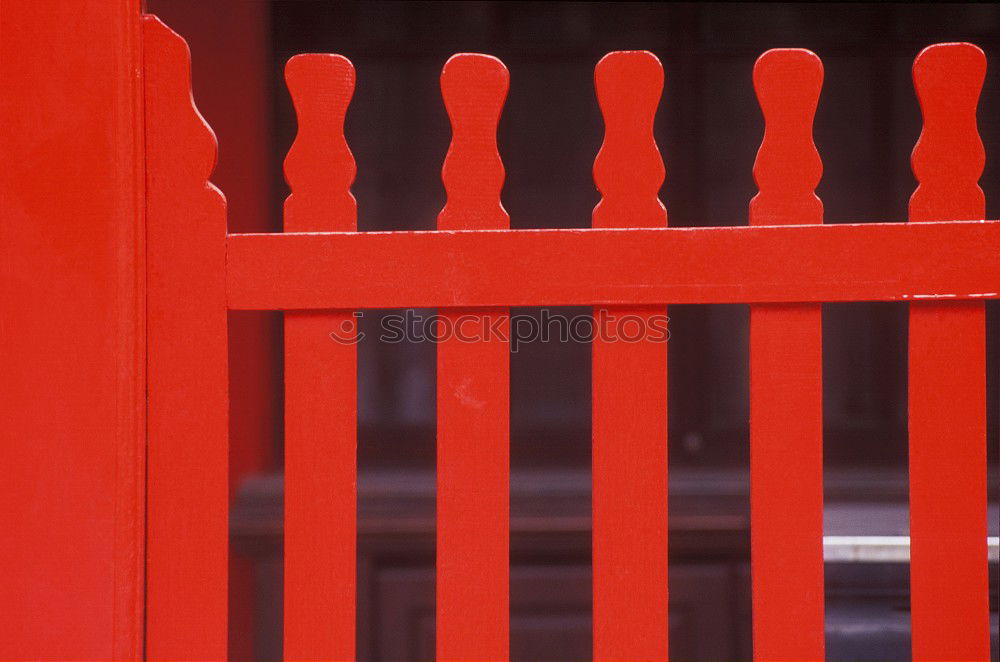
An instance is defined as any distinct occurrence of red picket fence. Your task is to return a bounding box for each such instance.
[142,14,995,662]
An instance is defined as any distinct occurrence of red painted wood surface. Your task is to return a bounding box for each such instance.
[144,15,230,661]
[227,220,1000,310]
[908,42,991,662]
[590,51,670,662]
[748,49,825,662]
[142,5,280,657]
[436,53,511,662]
[6,0,999,656]
[0,1,144,658]
[282,53,359,662]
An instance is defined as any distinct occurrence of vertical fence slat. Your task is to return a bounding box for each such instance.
[144,15,229,660]
[436,53,511,662]
[748,49,825,662]
[591,51,670,662]
[283,54,358,662]
[908,42,990,662]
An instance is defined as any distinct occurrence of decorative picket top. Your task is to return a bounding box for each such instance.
[284,53,357,231]
[439,54,510,231]
[910,42,986,223]
[141,14,997,661]
[751,48,823,225]
[593,50,667,227]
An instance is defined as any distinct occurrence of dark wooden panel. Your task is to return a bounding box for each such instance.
[234,467,999,660]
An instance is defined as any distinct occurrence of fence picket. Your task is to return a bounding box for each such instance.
[283,54,358,662]
[748,48,825,662]
[436,53,511,662]
[908,42,990,662]
[591,50,670,662]
[144,15,229,660]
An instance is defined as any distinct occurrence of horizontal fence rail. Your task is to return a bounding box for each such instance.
[142,12,996,661]
[227,220,1000,309]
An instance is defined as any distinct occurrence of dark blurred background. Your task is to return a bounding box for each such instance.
[146,2,999,660]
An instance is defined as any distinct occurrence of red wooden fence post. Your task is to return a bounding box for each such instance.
[144,15,230,660]
[436,53,512,662]
[1,1,145,658]
[141,5,280,658]
[283,53,359,662]
[748,48,825,662]
[591,50,670,662]
[908,42,990,662]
